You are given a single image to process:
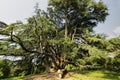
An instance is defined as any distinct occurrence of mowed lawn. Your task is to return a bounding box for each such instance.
[68,70,120,80]
[2,70,120,80]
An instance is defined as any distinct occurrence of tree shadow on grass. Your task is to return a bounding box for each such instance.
[102,71,120,80]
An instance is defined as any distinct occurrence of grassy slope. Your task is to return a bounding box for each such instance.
[68,70,120,80]
[2,70,120,80]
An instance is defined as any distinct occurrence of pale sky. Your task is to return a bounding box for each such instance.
[0,0,48,23]
[94,0,120,38]
[0,0,120,38]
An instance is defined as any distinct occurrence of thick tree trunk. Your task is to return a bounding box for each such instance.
[57,69,67,78]
[39,35,43,53]
[49,54,67,78]
[65,13,69,38]
[72,27,77,41]
[65,24,68,38]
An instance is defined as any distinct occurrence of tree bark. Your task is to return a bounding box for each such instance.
[65,13,69,38]
[72,27,77,41]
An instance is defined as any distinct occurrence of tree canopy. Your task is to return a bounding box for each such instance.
[2,0,119,79]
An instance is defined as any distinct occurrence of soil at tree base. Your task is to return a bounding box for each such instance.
[24,72,79,80]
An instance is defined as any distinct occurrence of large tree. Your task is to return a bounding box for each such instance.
[0,0,108,78]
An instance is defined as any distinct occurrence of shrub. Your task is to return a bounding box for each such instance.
[0,59,11,78]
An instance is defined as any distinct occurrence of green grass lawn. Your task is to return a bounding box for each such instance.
[69,70,120,80]
[2,70,120,80]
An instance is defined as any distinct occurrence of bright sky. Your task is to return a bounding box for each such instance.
[94,0,120,38]
[0,0,48,23]
[0,0,120,38]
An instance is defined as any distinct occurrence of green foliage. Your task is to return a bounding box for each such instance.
[0,59,11,78]
[0,0,110,77]
[109,36,120,50]
[65,64,80,71]
[48,0,108,31]
[112,52,120,70]
[83,33,114,51]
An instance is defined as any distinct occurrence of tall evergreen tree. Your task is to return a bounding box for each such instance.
[0,0,108,78]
